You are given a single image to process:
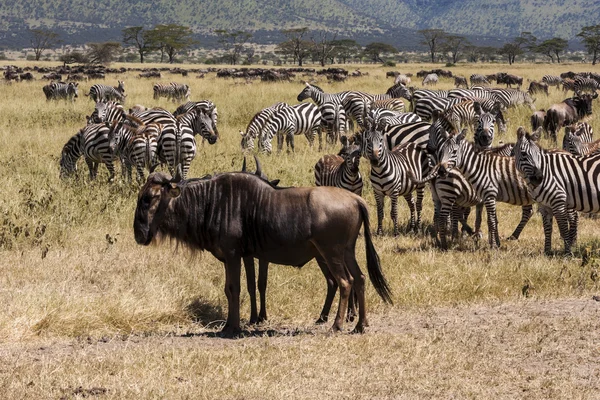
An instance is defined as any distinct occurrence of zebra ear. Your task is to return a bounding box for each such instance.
[516,126,527,140]
[474,102,482,116]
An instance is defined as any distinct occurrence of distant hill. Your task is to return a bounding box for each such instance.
[0,0,596,49]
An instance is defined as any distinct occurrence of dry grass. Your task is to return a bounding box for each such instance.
[1,61,600,399]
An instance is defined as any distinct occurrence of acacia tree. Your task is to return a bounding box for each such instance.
[311,31,337,67]
[499,32,536,64]
[330,39,361,63]
[418,29,446,62]
[147,24,196,63]
[440,35,468,63]
[280,27,311,66]
[536,38,568,63]
[364,42,397,63]
[122,26,156,63]
[499,43,522,65]
[577,25,600,65]
[86,42,122,65]
[215,29,252,65]
[29,28,61,61]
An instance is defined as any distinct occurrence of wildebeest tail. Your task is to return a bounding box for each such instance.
[358,200,393,304]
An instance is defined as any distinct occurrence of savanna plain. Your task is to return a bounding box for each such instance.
[1,61,600,399]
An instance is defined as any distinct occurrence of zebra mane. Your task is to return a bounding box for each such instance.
[385,82,406,95]
[309,83,324,92]
[124,114,144,128]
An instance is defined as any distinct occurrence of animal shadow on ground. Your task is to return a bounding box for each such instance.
[183,297,315,339]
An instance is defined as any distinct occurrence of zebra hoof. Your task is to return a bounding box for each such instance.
[507,235,518,241]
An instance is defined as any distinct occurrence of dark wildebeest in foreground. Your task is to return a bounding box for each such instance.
[133,170,393,336]
[543,93,597,143]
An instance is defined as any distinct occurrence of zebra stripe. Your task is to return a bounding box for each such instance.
[410,89,449,111]
[368,108,421,131]
[108,122,160,182]
[542,75,563,88]
[88,101,125,124]
[260,103,322,153]
[86,81,125,103]
[489,88,536,110]
[314,137,363,195]
[173,100,219,140]
[363,130,429,235]
[414,96,465,120]
[563,123,598,156]
[43,81,79,101]
[240,103,287,152]
[574,76,600,94]
[436,131,534,248]
[153,83,191,102]
[470,74,490,86]
[297,83,352,142]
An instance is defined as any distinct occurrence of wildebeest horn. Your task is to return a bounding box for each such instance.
[242,156,247,173]
[172,165,183,183]
[253,155,263,177]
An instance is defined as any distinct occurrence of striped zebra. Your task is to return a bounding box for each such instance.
[367,109,422,131]
[490,88,536,110]
[362,129,429,235]
[314,136,363,195]
[542,75,563,89]
[173,100,219,140]
[470,74,490,86]
[59,123,118,181]
[410,89,449,111]
[88,101,125,124]
[260,103,322,153]
[108,122,160,182]
[422,73,439,86]
[434,130,535,248]
[414,96,466,121]
[562,78,577,92]
[514,128,600,254]
[563,123,598,156]
[574,76,600,94]
[448,88,493,99]
[239,103,287,152]
[342,84,411,129]
[454,76,468,88]
[43,81,79,101]
[369,98,406,113]
[153,83,191,102]
[86,81,125,103]
[444,100,507,134]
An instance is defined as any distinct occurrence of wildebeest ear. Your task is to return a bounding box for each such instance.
[172,165,183,183]
[270,179,280,186]
[516,126,527,139]
[168,184,181,198]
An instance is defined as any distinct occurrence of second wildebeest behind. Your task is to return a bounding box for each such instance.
[133,170,393,335]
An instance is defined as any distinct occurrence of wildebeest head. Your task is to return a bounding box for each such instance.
[573,92,597,117]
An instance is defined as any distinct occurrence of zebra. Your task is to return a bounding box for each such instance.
[489,88,536,110]
[562,123,598,156]
[574,76,600,94]
[454,76,468,88]
[369,98,406,113]
[542,75,563,89]
[59,123,118,181]
[107,122,160,182]
[260,103,322,153]
[470,74,490,86]
[394,74,411,85]
[86,81,125,103]
[362,129,430,235]
[448,88,493,99]
[240,103,287,152]
[434,130,535,248]
[514,128,600,254]
[410,89,449,111]
[87,101,125,124]
[422,73,439,86]
[414,96,466,121]
[42,81,79,101]
[314,136,363,195]
[153,83,191,102]
[367,109,422,131]
[173,100,219,140]
[444,100,507,134]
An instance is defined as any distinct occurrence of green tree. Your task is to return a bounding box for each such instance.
[122,26,156,63]
[215,29,252,65]
[330,39,361,63]
[364,42,397,63]
[280,27,311,66]
[577,25,600,65]
[498,43,523,65]
[311,32,338,67]
[29,28,61,61]
[59,51,88,66]
[418,29,446,62]
[440,35,468,64]
[86,42,122,65]
[147,24,196,63]
[536,38,568,63]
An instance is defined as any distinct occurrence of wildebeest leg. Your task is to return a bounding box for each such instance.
[222,257,242,336]
[242,257,258,324]
[344,249,367,333]
[257,259,269,323]
[315,256,337,324]
[315,246,353,332]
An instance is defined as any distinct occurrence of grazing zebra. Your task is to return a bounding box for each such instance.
[490,88,536,110]
[108,122,160,182]
[260,103,322,153]
[314,136,363,195]
[410,89,449,111]
[414,96,466,121]
[454,76,468,88]
[470,74,490,86]
[515,128,600,254]
[60,124,118,181]
[422,73,439,86]
[88,101,125,124]
[86,81,125,103]
[368,109,422,131]
[240,103,287,152]
[542,75,563,89]
[434,130,535,248]
[297,82,352,142]
[153,83,191,102]
[574,76,600,94]
[43,81,79,101]
[362,129,429,235]
[341,83,411,130]
[562,123,598,156]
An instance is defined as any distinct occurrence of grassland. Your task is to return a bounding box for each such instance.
[1,61,600,399]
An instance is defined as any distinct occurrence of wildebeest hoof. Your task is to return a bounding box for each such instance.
[352,324,365,334]
[220,325,242,338]
[315,315,328,324]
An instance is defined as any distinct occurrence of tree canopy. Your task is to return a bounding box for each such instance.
[577,25,600,65]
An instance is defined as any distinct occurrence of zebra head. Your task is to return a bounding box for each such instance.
[194,110,218,145]
[436,129,466,178]
[68,82,79,99]
[386,83,412,101]
[60,132,83,179]
[474,106,496,149]
[515,127,544,187]
[107,121,126,154]
[117,80,125,93]
[339,136,361,174]
[240,130,254,153]
[362,129,386,166]
[297,82,321,102]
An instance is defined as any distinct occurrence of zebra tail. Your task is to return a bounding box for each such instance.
[359,200,393,304]
[176,125,182,169]
[145,135,151,171]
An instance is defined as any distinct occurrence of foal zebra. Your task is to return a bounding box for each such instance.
[260,103,322,153]
[86,81,125,103]
[515,128,600,254]
[314,136,363,195]
[43,82,79,101]
[153,83,191,102]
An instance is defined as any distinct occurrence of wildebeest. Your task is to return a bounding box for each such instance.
[496,73,523,89]
[454,76,468,88]
[527,81,549,96]
[530,110,546,131]
[543,93,597,142]
[422,73,438,86]
[133,169,393,335]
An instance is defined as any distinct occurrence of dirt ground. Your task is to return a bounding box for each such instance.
[2,297,599,399]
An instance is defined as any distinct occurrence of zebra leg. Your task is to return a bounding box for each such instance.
[508,205,533,240]
[85,159,96,180]
[459,207,474,236]
[415,186,424,231]
[450,205,461,239]
[484,197,500,248]
[135,164,145,183]
[277,132,284,153]
[567,210,579,251]
[243,257,258,324]
[286,133,294,153]
[402,193,416,234]
[317,128,323,152]
[392,194,401,236]
[474,203,484,239]
[552,206,573,255]
[374,191,385,236]
[438,203,452,250]
[105,161,115,183]
[539,205,554,255]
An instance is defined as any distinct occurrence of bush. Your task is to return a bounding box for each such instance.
[445,62,455,67]
[382,60,396,67]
